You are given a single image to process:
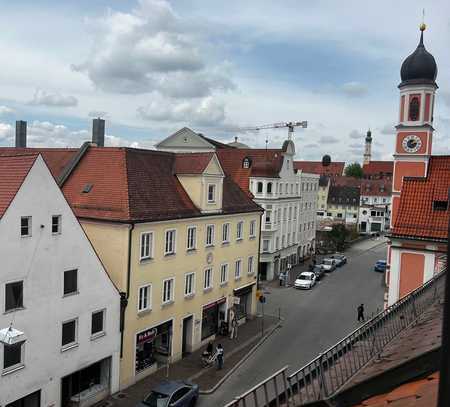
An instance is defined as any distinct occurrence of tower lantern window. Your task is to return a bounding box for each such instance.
[409,97,420,121]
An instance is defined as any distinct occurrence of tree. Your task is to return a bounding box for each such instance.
[344,162,363,178]
[328,224,350,251]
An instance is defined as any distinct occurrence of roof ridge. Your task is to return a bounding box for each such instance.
[0,152,40,158]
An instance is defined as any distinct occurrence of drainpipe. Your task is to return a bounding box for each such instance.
[437,189,450,406]
[256,211,263,290]
[120,223,134,358]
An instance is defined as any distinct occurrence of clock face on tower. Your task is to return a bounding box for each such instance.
[402,135,422,153]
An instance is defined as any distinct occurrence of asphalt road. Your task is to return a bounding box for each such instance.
[198,238,387,406]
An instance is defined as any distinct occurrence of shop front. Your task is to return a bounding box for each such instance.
[233,283,255,321]
[135,320,172,375]
[201,297,227,341]
[6,390,41,407]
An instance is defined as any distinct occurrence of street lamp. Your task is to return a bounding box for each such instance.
[437,189,450,406]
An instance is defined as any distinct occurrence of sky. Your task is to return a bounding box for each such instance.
[0,0,449,163]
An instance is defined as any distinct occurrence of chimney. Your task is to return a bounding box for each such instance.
[15,121,27,148]
[92,118,105,147]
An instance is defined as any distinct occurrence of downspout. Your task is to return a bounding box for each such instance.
[256,211,263,290]
[120,222,134,358]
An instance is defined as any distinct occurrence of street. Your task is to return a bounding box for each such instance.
[198,238,387,406]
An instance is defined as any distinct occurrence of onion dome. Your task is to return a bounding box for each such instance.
[322,154,331,167]
[400,24,437,86]
[365,130,372,143]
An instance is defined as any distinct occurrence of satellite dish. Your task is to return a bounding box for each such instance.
[322,154,331,167]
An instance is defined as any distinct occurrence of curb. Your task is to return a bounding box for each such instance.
[197,318,283,395]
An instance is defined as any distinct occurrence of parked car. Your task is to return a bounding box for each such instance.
[294,272,317,289]
[374,260,387,272]
[321,258,336,272]
[137,380,199,407]
[332,254,347,267]
[312,265,326,280]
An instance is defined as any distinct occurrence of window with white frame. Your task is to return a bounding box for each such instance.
[287,233,291,245]
[293,231,296,242]
[265,210,272,224]
[293,206,297,220]
[222,223,230,243]
[236,221,243,240]
[296,183,299,194]
[5,281,23,312]
[3,341,24,371]
[290,184,294,194]
[262,239,270,252]
[91,309,105,337]
[283,208,287,221]
[257,182,263,193]
[277,210,281,222]
[207,184,216,203]
[247,256,254,274]
[285,183,288,194]
[249,220,256,238]
[140,232,153,260]
[164,229,176,255]
[281,235,285,248]
[162,278,174,303]
[235,259,242,279]
[20,216,31,237]
[204,268,213,290]
[52,215,61,234]
[204,225,213,247]
[288,207,292,220]
[138,284,151,312]
[187,226,196,250]
[267,182,273,194]
[184,272,195,296]
[275,236,279,250]
[62,318,77,348]
[220,264,228,284]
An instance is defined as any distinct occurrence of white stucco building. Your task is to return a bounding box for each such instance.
[0,154,120,407]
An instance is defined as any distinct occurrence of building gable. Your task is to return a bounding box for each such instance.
[156,127,216,152]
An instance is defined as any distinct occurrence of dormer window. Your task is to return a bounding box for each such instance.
[207,184,216,203]
[433,200,448,211]
[243,157,251,169]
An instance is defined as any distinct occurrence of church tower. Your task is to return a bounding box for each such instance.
[391,24,438,228]
[363,130,372,165]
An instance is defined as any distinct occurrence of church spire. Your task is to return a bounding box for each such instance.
[363,129,372,165]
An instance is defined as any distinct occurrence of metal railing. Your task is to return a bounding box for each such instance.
[224,270,445,407]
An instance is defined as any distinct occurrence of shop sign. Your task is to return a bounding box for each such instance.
[203,297,226,310]
[136,327,157,345]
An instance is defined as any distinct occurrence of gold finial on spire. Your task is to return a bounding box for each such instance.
[420,9,426,31]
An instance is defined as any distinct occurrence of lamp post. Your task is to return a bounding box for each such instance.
[437,189,450,406]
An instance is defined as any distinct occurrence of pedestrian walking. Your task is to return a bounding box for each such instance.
[229,317,238,339]
[279,271,285,286]
[357,304,365,322]
[216,344,224,370]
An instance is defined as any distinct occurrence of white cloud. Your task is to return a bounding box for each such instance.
[30,89,78,107]
[318,135,339,144]
[349,129,363,139]
[341,82,368,98]
[88,110,108,118]
[379,123,396,135]
[0,122,13,142]
[0,106,15,115]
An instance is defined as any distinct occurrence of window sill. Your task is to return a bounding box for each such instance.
[203,287,213,293]
[235,276,242,281]
[61,343,79,353]
[4,306,25,315]
[62,291,79,299]
[220,282,228,287]
[2,363,25,376]
[139,257,154,264]
[222,242,230,246]
[162,300,174,308]
[20,235,32,238]
[249,236,256,240]
[90,332,106,341]
[137,309,152,317]
[184,293,195,300]
[236,238,243,243]
[205,244,215,249]
[52,232,62,236]
[164,253,176,258]
[207,201,216,205]
[186,248,197,254]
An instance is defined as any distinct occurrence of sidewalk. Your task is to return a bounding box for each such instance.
[101,315,280,407]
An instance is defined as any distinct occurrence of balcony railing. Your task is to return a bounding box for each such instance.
[224,270,446,407]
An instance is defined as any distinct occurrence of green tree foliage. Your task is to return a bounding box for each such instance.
[344,162,363,178]
[328,224,350,251]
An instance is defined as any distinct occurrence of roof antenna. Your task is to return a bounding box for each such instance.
[265,134,268,151]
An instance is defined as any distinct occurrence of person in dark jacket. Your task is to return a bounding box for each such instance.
[216,344,224,369]
[357,304,365,322]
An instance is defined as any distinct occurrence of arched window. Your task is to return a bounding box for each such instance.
[242,157,251,168]
[267,182,272,194]
[257,182,263,193]
[409,97,420,121]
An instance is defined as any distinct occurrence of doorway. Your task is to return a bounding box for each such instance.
[182,315,193,356]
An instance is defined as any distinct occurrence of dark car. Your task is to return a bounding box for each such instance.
[312,265,326,280]
[332,254,347,267]
[374,260,387,272]
[137,380,199,407]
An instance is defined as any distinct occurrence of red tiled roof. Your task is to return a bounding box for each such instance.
[174,153,214,174]
[332,176,362,187]
[0,148,78,179]
[62,147,260,222]
[392,156,450,242]
[0,154,38,218]
[216,149,283,192]
[360,179,392,197]
[294,161,345,176]
[362,161,393,176]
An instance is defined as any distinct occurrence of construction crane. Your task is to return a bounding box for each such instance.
[236,121,308,141]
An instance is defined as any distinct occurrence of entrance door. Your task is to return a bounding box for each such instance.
[182,315,193,356]
[259,262,268,281]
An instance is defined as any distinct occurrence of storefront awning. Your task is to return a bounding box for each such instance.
[234,282,256,296]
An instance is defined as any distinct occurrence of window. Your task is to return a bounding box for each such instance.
[409,96,420,121]
[287,233,291,245]
[262,239,270,252]
[288,207,292,220]
[243,157,251,168]
[236,221,243,240]
[285,184,288,194]
[337,213,343,218]
[327,212,332,217]
[163,278,174,303]
[52,215,61,234]
[235,259,242,279]
[275,237,279,250]
[267,182,272,194]
[20,216,31,237]
[248,256,254,274]
[206,224,214,246]
[63,269,78,296]
[5,281,23,312]
[164,229,176,255]
[281,235,285,248]
[257,182,263,193]
[204,268,212,290]
[184,273,195,296]
[433,200,448,211]
[220,264,228,284]
[265,210,272,224]
[277,210,281,222]
[290,184,293,194]
[293,206,297,220]
[187,226,196,250]
[91,310,105,336]
[3,342,23,370]
[140,232,153,260]
[283,208,287,221]
[62,319,77,348]
[207,184,216,203]
[371,211,376,216]
[222,223,230,243]
[296,184,299,194]
[293,232,296,242]
[249,220,256,238]
[138,285,151,312]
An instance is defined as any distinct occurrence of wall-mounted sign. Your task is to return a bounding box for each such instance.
[136,327,157,345]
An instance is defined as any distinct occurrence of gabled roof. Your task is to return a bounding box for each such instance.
[62,147,260,223]
[327,185,360,205]
[174,153,215,174]
[362,161,394,176]
[294,161,345,176]
[0,154,38,218]
[198,134,234,150]
[392,156,450,242]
